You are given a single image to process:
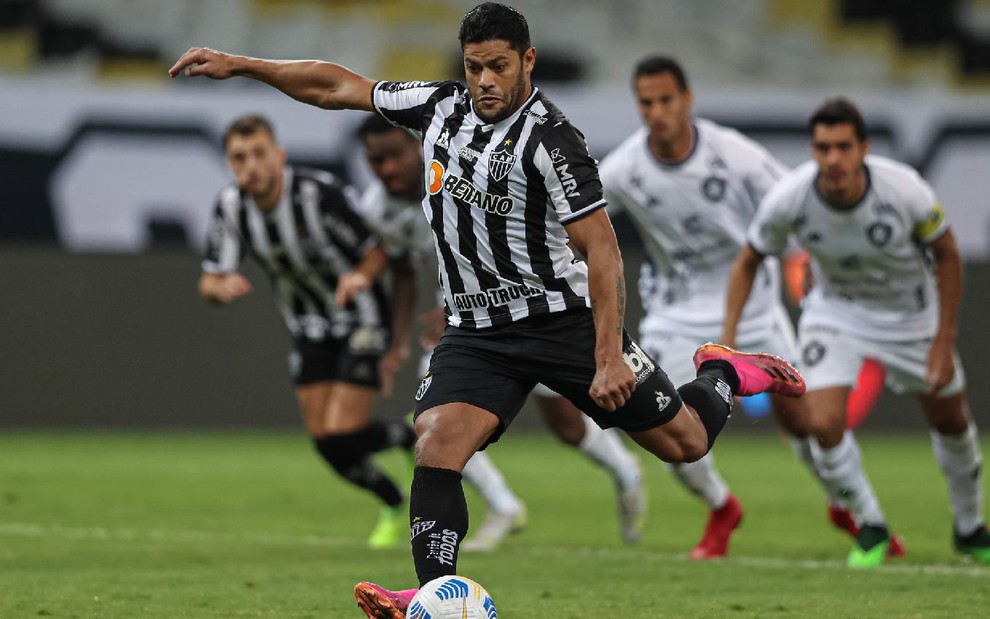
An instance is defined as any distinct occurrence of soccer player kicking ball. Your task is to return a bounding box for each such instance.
[356,113,646,551]
[170,4,805,617]
[200,115,416,549]
[723,97,989,568]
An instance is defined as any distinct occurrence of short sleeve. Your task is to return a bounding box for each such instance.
[905,175,947,243]
[202,188,242,273]
[372,80,457,137]
[747,186,794,257]
[531,122,606,224]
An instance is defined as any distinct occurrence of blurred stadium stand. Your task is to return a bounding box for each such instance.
[2,0,990,86]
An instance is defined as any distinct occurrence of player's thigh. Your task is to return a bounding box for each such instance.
[535,393,586,446]
[414,334,533,447]
[874,339,967,397]
[295,382,333,435]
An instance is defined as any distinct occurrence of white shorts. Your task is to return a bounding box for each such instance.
[640,305,799,387]
[798,325,966,396]
[420,349,560,398]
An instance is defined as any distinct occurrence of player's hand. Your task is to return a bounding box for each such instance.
[925,334,956,396]
[589,357,635,412]
[418,306,446,349]
[378,345,410,397]
[169,47,237,79]
[335,271,372,307]
[209,273,252,304]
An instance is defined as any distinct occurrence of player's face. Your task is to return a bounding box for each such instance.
[225,130,285,200]
[363,129,424,202]
[634,72,693,150]
[812,123,869,203]
[462,40,535,124]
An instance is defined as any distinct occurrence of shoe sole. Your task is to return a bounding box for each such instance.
[694,343,806,397]
[354,584,405,619]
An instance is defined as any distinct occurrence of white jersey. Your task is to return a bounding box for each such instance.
[599,119,788,338]
[356,181,434,260]
[749,154,948,341]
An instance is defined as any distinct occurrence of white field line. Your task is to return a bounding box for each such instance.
[1,521,988,579]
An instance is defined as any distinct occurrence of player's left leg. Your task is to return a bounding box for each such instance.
[536,391,646,543]
[316,382,415,549]
[918,389,989,564]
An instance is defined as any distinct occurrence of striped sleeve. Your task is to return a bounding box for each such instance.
[372,80,457,138]
[202,186,242,273]
[532,121,606,224]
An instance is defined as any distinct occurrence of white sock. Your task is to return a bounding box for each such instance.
[578,416,641,490]
[816,431,886,527]
[931,424,984,535]
[669,453,730,510]
[462,451,522,514]
[790,436,842,505]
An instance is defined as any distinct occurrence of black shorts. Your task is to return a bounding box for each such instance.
[288,333,383,388]
[413,308,682,446]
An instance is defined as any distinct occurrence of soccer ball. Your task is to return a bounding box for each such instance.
[407,575,497,619]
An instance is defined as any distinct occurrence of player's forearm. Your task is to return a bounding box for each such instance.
[355,245,390,282]
[390,268,417,349]
[932,235,963,342]
[723,249,761,345]
[586,240,626,364]
[230,56,373,110]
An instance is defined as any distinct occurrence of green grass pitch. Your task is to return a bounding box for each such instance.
[1,430,988,618]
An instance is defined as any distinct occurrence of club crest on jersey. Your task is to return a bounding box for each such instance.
[701,176,726,202]
[866,221,893,247]
[489,148,517,182]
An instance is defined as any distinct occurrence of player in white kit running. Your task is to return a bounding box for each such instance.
[599,56,811,559]
[356,114,646,551]
[724,97,988,567]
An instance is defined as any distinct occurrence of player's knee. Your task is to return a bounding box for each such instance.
[414,407,497,469]
[678,432,709,463]
[549,419,584,446]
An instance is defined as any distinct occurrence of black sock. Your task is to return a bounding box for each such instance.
[352,420,418,453]
[314,434,404,507]
[409,466,468,587]
[697,359,740,394]
[677,374,734,450]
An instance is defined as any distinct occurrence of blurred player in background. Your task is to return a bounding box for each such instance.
[724,97,988,567]
[170,4,806,615]
[199,114,416,549]
[356,113,645,551]
[599,55,822,559]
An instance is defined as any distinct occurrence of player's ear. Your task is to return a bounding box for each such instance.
[523,46,536,75]
[861,138,870,156]
[278,147,287,164]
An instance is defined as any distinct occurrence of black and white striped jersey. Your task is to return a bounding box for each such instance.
[372,80,606,329]
[203,166,390,343]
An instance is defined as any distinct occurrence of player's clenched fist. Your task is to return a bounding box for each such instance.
[168,47,237,79]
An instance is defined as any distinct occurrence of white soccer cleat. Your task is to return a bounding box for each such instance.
[461,504,527,552]
[617,469,647,544]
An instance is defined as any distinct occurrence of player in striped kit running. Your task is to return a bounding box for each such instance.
[199,115,416,550]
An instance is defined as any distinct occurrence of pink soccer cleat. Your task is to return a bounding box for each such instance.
[828,505,905,558]
[354,582,418,619]
[689,494,744,560]
[693,343,806,397]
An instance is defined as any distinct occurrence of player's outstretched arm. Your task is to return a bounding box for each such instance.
[722,244,764,347]
[168,47,375,111]
[566,209,635,412]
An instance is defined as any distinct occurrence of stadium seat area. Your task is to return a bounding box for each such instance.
[1,0,989,89]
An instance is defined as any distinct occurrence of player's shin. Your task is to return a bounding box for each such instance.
[677,362,737,450]
[410,466,469,586]
[931,424,984,535]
